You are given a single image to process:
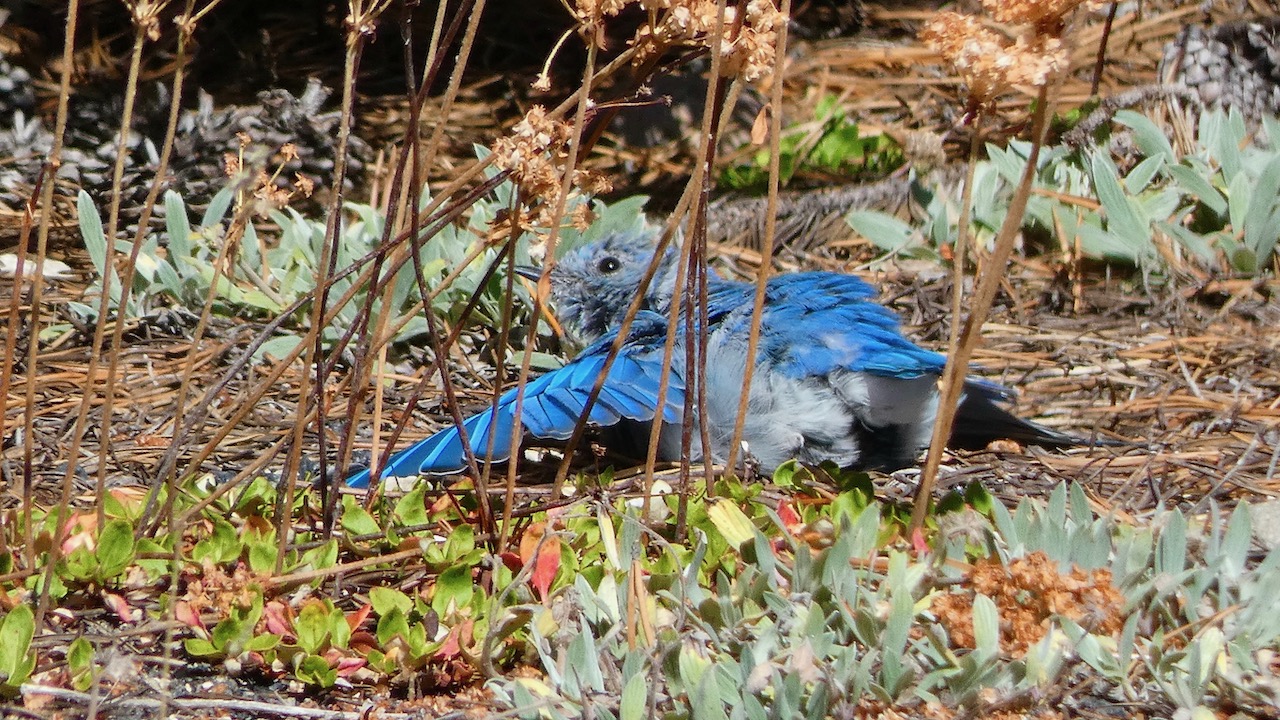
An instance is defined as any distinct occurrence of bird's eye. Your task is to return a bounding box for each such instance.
[597,257,621,274]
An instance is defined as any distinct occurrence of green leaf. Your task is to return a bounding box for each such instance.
[295,602,330,654]
[394,481,430,527]
[248,539,277,574]
[67,637,95,691]
[297,539,338,573]
[329,607,351,649]
[370,587,413,617]
[375,608,411,646]
[295,654,338,688]
[193,517,241,565]
[341,496,382,537]
[0,605,35,685]
[707,499,756,549]
[432,565,475,618]
[184,637,219,657]
[243,633,280,653]
[95,519,135,580]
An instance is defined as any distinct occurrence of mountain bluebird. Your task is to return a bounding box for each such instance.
[347,229,1092,487]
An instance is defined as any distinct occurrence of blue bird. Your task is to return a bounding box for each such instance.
[347,229,1091,487]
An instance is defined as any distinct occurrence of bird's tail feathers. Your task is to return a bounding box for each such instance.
[950,380,1122,450]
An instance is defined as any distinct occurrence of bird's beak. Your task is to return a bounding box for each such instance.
[512,265,564,336]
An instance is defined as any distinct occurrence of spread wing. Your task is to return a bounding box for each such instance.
[347,312,684,487]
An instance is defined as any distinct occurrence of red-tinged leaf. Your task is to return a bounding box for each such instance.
[102,592,134,624]
[348,631,378,653]
[174,600,206,633]
[344,603,373,633]
[334,657,368,677]
[518,522,547,566]
[499,551,523,573]
[436,619,474,659]
[264,600,294,638]
[532,535,561,601]
[912,527,929,556]
[777,501,802,533]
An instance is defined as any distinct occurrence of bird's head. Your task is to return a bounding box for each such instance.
[524,230,677,346]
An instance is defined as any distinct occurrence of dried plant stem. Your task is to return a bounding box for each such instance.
[505,38,599,546]
[674,0,733,537]
[353,0,491,497]
[911,83,1056,534]
[291,0,379,550]
[15,0,80,612]
[98,2,217,534]
[726,0,790,472]
[37,0,143,629]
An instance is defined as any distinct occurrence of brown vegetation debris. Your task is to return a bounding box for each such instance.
[931,551,1124,657]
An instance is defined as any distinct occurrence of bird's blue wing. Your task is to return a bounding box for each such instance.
[347,312,683,487]
[710,272,946,380]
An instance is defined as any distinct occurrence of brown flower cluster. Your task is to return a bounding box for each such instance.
[921,0,1096,111]
[601,0,784,83]
[490,105,612,237]
[987,0,1105,34]
[642,0,783,81]
[931,551,1125,657]
[221,138,315,215]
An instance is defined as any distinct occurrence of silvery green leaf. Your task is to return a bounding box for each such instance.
[254,334,303,363]
[1243,154,1280,256]
[154,258,183,297]
[619,671,647,720]
[164,191,191,262]
[991,500,1021,557]
[846,210,918,252]
[1116,110,1177,162]
[1223,169,1254,234]
[1047,483,1068,527]
[1124,155,1165,194]
[1157,511,1188,575]
[1207,110,1243,180]
[201,187,234,228]
[1076,224,1145,263]
[1165,164,1227,215]
[569,626,605,693]
[972,594,999,660]
[1090,151,1150,246]
[691,666,726,720]
[78,191,107,277]
[1068,482,1092,527]
[1158,221,1217,263]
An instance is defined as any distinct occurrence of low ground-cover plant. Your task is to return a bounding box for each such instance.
[69,149,648,363]
[721,93,904,192]
[487,482,1280,719]
[1,459,1276,719]
[850,107,1280,277]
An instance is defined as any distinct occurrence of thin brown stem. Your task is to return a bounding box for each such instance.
[911,83,1057,534]
[726,0,791,472]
